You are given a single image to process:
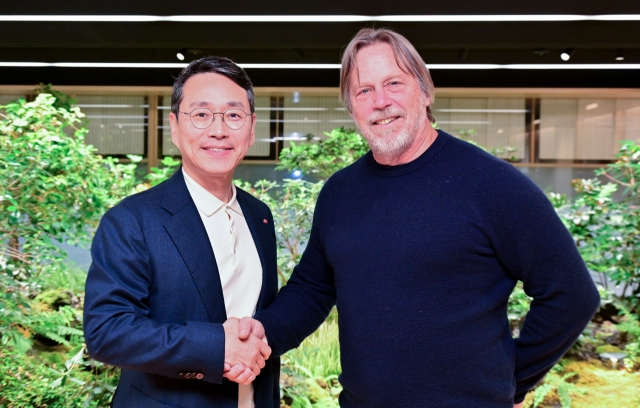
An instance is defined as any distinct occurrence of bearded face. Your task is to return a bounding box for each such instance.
[348,43,431,163]
[357,96,428,159]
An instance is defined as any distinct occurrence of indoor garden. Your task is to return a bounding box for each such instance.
[1,89,639,407]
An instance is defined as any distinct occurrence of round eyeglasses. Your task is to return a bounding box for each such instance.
[179,108,251,130]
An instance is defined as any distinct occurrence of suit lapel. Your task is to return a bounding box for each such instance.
[236,189,271,311]
[161,170,227,324]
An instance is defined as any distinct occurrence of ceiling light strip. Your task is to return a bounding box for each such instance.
[2,14,640,23]
[0,62,639,69]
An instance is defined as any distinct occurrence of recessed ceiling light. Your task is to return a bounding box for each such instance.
[585,103,598,110]
[561,48,575,61]
[616,49,625,61]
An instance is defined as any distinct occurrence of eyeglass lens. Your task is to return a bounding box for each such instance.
[189,108,247,130]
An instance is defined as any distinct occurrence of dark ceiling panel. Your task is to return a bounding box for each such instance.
[1,1,640,87]
[3,0,640,15]
[2,21,640,49]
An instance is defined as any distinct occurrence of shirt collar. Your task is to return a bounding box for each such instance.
[182,168,244,217]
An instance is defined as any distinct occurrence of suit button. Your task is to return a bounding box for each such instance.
[185,373,192,379]
[196,373,204,380]
[178,373,185,378]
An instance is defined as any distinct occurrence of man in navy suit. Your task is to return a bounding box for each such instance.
[84,56,279,407]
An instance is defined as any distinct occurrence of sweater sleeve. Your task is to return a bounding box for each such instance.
[253,189,337,357]
[477,166,600,403]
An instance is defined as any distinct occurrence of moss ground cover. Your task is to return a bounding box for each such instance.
[522,360,640,408]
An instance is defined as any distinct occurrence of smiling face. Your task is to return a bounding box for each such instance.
[170,72,255,191]
[349,42,433,165]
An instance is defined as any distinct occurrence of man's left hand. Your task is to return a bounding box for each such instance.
[223,362,256,385]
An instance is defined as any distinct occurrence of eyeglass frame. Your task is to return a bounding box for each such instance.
[178,107,254,130]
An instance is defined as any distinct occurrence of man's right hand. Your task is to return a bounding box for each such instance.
[222,317,271,382]
[237,316,267,343]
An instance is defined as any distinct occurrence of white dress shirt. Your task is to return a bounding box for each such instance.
[183,169,263,408]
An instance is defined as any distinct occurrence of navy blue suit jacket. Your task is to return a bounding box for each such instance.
[84,169,280,407]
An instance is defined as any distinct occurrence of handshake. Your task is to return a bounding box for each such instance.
[222,317,269,384]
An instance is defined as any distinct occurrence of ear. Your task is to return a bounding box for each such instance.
[169,112,181,151]
[422,91,432,107]
[248,113,256,147]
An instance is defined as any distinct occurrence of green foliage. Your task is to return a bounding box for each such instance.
[38,263,88,293]
[616,303,640,370]
[0,93,142,280]
[553,140,640,313]
[277,128,369,180]
[508,282,532,334]
[1,274,81,352]
[0,89,179,407]
[525,363,585,408]
[281,317,341,408]
[34,84,79,113]
[0,277,34,354]
[595,140,640,200]
[145,156,182,187]
[0,346,118,408]
[235,179,324,286]
[1,269,118,407]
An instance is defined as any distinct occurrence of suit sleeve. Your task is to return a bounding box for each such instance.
[478,168,600,403]
[83,204,226,384]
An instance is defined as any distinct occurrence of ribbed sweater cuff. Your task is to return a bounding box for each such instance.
[253,309,299,357]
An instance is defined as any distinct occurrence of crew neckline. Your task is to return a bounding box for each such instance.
[365,130,450,177]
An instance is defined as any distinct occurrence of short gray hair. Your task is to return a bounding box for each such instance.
[340,28,435,123]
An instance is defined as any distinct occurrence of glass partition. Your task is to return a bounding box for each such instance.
[281,94,355,148]
[0,94,24,105]
[75,96,147,155]
[539,98,640,162]
[2,88,639,167]
[433,98,528,162]
[248,96,274,157]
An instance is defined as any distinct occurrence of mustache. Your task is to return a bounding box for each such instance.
[367,108,406,125]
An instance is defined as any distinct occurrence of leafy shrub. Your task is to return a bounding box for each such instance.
[277,127,369,180]
[0,94,142,281]
[616,303,640,370]
[0,346,118,408]
[553,140,640,314]
[523,363,585,408]
[281,317,341,408]
[235,179,323,286]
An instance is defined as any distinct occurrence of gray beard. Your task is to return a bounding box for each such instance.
[360,125,415,159]
[355,101,428,162]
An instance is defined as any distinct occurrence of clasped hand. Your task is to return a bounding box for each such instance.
[223,317,269,384]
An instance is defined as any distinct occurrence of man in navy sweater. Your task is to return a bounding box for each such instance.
[234,28,600,407]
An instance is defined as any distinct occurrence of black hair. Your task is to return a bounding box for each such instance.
[171,56,255,118]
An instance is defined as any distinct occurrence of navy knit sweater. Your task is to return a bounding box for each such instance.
[255,130,600,407]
